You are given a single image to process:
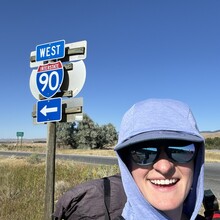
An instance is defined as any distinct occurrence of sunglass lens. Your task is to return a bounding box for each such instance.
[131,147,158,165]
[168,144,196,163]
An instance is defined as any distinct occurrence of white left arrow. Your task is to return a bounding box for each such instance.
[40,105,58,116]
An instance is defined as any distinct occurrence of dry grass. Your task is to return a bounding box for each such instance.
[0,143,117,156]
[205,150,220,162]
[0,157,119,220]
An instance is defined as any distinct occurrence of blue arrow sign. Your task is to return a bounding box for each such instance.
[36,40,65,62]
[37,98,62,123]
[36,61,64,98]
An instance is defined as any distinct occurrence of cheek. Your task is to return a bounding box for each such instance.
[130,162,150,187]
[182,161,194,182]
[179,161,194,198]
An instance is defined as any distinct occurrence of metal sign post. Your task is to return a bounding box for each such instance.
[16,131,24,147]
[44,122,56,220]
[29,40,87,220]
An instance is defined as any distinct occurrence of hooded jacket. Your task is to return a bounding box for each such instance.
[115,99,205,220]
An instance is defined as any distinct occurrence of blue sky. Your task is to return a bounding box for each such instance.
[1,0,220,139]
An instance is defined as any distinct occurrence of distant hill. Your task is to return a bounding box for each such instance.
[201,130,220,139]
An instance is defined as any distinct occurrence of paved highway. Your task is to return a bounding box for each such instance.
[0,151,219,200]
[0,151,118,165]
[204,162,220,200]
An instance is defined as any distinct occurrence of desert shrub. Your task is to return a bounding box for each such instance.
[205,137,220,150]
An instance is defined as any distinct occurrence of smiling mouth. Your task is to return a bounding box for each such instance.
[150,179,179,186]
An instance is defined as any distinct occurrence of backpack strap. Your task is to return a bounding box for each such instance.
[103,177,111,220]
[203,189,220,220]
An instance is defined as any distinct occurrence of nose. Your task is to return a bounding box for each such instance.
[153,150,175,175]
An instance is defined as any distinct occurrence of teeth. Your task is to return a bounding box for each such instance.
[150,179,177,185]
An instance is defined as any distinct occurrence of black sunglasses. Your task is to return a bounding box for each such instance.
[130,143,197,166]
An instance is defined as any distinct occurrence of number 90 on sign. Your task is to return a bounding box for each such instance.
[39,71,60,92]
[36,62,64,98]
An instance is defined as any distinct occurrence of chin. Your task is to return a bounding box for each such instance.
[149,197,183,212]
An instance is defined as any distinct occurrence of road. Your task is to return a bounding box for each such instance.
[0,151,118,165]
[204,162,220,200]
[0,151,219,200]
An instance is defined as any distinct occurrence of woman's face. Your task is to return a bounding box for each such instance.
[130,147,194,216]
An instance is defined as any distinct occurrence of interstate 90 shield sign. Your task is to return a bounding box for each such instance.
[36,61,64,98]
